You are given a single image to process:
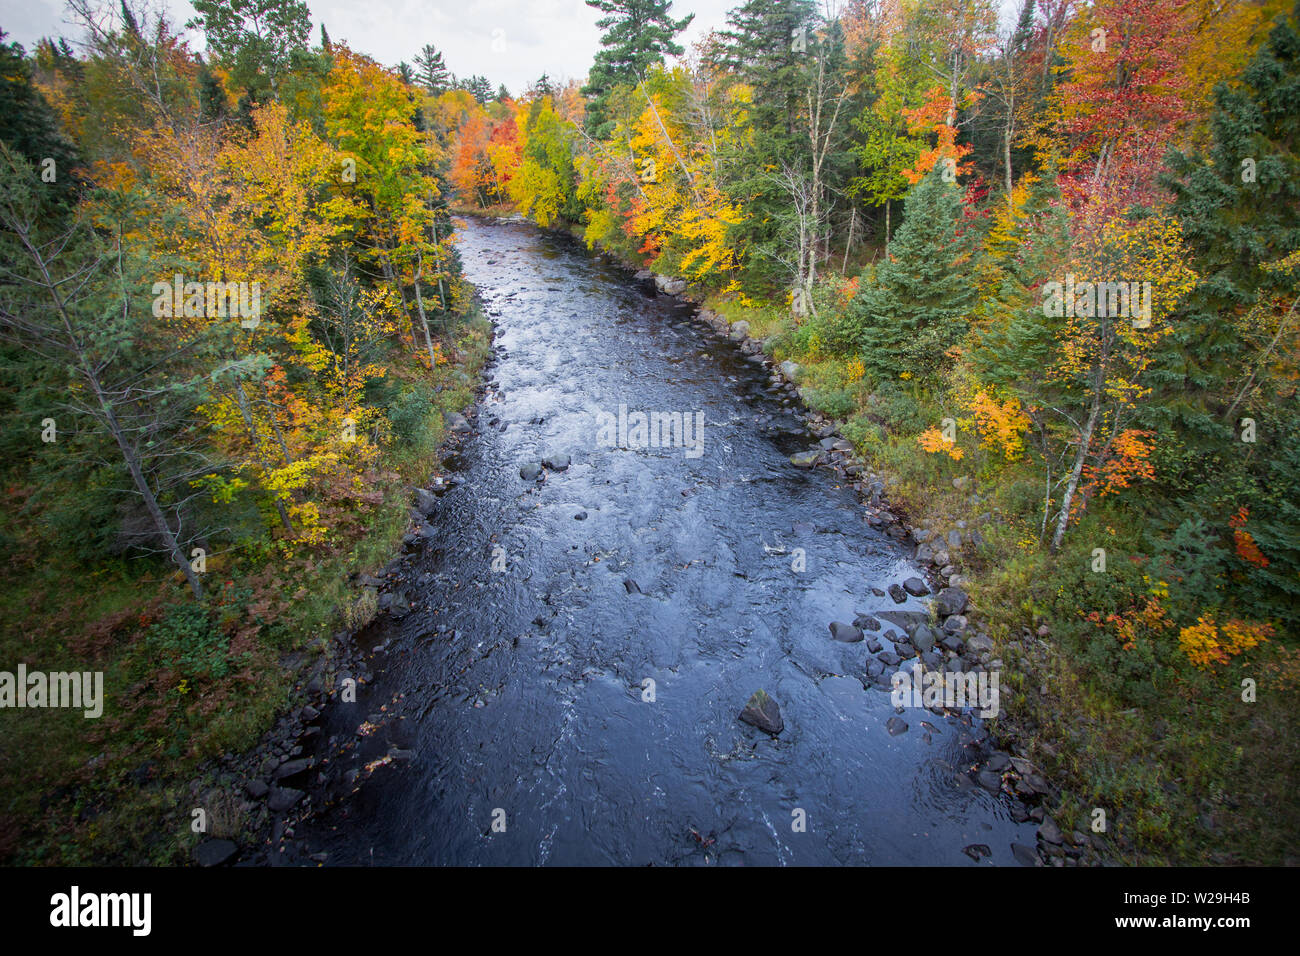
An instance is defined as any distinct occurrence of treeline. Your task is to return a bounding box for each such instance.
[447,0,1300,861]
[0,0,476,596]
[0,1,486,860]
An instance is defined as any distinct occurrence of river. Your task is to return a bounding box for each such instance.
[296,216,1034,866]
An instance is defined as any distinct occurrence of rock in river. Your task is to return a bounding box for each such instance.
[194,838,238,867]
[790,450,819,468]
[520,462,542,481]
[739,689,784,735]
[829,621,864,643]
[267,787,304,813]
[902,577,930,597]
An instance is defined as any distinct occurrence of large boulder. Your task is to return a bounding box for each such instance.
[194,839,238,868]
[910,624,939,653]
[414,488,439,516]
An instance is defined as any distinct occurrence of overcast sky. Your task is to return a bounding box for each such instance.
[2,0,1020,96]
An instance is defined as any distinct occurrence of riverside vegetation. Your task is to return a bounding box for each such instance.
[0,3,488,862]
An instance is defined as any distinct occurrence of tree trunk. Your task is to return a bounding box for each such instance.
[380,241,420,352]
[842,206,856,275]
[411,248,440,369]
[104,398,205,599]
[1051,390,1102,552]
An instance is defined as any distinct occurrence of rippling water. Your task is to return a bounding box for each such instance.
[299,217,1034,865]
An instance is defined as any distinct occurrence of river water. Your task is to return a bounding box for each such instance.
[298,217,1034,866]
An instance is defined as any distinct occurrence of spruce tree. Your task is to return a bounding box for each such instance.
[716,0,820,293]
[848,167,976,379]
[581,0,694,138]
[414,44,451,93]
[0,33,80,205]
[1154,0,1300,615]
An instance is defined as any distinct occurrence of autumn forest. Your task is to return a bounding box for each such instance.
[0,0,1297,871]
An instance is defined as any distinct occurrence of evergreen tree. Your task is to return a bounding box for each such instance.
[0,32,80,205]
[414,43,451,93]
[187,0,312,95]
[529,73,554,100]
[848,167,976,378]
[716,0,820,292]
[197,59,230,125]
[1154,0,1300,614]
[1158,1,1300,442]
[461,74,493,104]
[581,0,694,138]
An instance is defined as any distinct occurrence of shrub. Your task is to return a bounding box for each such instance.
[146,603,230,681]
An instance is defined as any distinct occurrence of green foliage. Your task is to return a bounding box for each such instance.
[387,382,441,452]
[146,602,231,680]
[187,0,311,94]
[847,168,976,378]
[582,0,694,137]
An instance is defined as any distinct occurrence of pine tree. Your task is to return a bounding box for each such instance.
[529,73,554,100]
[715,0,820,293]
[414,43,451,93]
[1158,0,1300,442]
[848,167,975,378]
[197,60,230,125]
[462,75,493,104]
[0,32,80,204]
[581,0,694,138]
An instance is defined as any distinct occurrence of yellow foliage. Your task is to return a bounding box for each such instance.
[1179,616,1272,670]
[966,389,1031,461]
[918,427,964,460]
